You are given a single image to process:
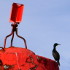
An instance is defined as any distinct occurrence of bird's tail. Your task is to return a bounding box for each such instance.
[57,60,60,66]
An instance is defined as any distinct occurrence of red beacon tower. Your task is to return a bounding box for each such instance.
[0,3,59,70]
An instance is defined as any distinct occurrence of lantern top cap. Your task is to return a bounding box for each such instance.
[13,3,24,6]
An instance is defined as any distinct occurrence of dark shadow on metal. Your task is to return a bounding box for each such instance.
[4,23,27,49]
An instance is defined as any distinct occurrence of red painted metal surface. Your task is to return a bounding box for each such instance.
[0,47,59,70]
[10,3,24,23]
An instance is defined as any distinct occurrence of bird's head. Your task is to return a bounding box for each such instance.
[53,43,60,47]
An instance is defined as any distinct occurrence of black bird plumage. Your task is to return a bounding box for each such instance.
[52,43,60,66]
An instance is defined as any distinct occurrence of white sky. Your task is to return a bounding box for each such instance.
[0,0,70,70]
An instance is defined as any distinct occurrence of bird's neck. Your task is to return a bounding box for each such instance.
[53,46,56,50]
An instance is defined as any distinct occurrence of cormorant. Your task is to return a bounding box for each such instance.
[52,43,60,66]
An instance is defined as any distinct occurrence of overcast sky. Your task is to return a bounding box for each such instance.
[0,0,70,70]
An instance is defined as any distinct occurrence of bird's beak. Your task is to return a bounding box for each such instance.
[58,44,61,45]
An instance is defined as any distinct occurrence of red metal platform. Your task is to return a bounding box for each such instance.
[0,47,59,70]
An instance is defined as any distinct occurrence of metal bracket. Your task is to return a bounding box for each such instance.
[4,23,27,49]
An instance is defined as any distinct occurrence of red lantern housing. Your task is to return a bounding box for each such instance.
[10,3,24,23]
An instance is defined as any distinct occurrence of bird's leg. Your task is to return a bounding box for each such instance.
[57,60,60,66]
[16,28,27,49]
